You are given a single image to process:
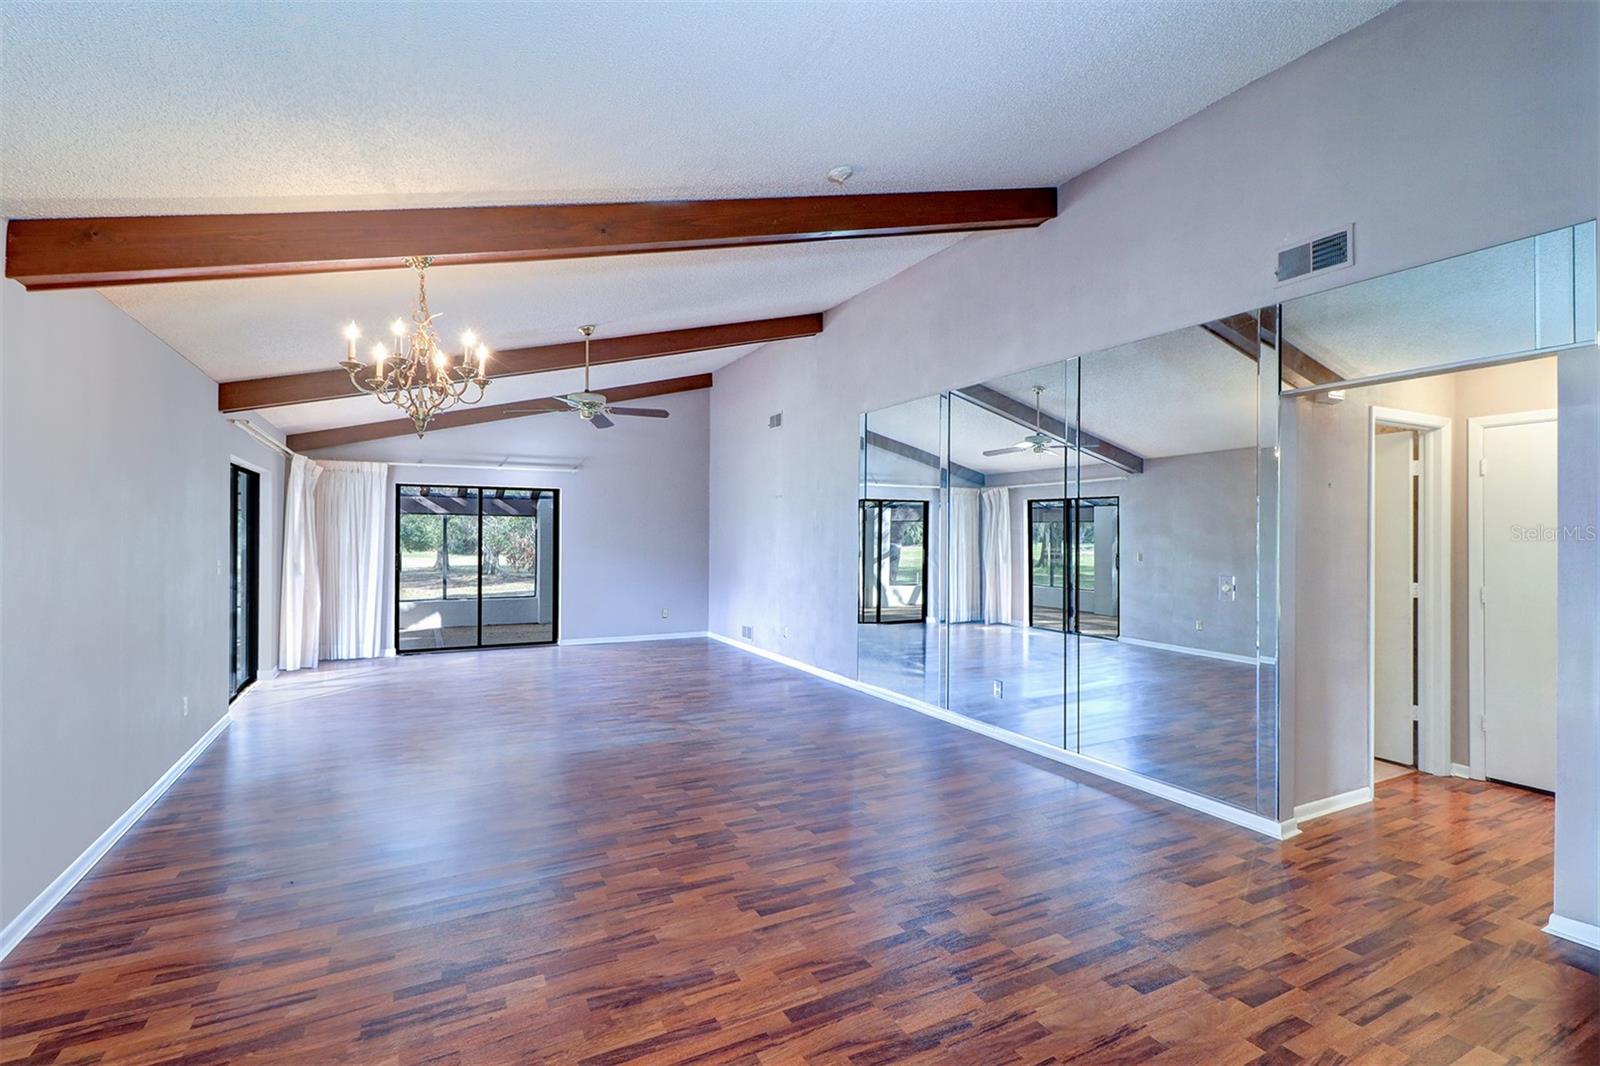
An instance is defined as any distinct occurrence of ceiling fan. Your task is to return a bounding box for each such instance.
[983,385,1065,457]
[513,325,671,429]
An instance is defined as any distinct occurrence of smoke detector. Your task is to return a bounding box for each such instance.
[826,165,854,186]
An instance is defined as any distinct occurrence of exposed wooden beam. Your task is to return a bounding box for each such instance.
[284,373,711,452]
[1204,310,1342,390]
[219,314,820,412]
[5,189,1058,290]
[954,384,1144,475]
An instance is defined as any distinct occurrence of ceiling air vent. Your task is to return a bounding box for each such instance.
[1276,225,1354,284]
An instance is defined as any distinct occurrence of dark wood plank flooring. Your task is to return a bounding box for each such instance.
[2,639,1594,1064]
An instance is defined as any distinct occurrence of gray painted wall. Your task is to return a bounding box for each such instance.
[308,387,711,644]
[708,1,1597,919]
[1,281,286,929]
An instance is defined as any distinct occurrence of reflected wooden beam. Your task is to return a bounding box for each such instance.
[863,429,986,486]
[954,384,1144,475]
[220,314,820,412]
[1204,310,1341,390]
[285,373,711,452]
[5,188,1058,290]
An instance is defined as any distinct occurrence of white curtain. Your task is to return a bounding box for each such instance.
[313,461,389,660]
[949,488,982,622]
[980,487,1012,624]
[279,454,323,671]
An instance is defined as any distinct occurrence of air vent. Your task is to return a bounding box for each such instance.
[768,412,783,429]
[1276,225,1354,284]
[741,625,754,639]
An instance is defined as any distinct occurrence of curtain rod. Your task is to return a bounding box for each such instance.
[227,420,581,473]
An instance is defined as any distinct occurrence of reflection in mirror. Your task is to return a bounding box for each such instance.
[943,363,1073,748]
[1281,220,1596,390]
[1077,325,1265,810]
[858,396,942,704]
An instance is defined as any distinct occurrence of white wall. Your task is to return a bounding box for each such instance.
[0,279,286,930]
[307,387,710,643]
[707,0,1597,917]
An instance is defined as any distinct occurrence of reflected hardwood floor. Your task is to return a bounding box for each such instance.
[2,639,1594,1063]
[858,623,1266,809]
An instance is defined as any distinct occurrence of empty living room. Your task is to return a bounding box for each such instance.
[1,1,1597,1062]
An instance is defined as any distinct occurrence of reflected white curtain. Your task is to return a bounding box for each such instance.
[279,454,323,672]
[980,487,1011,624]
[949,488,982,622]
[313,461,389,660]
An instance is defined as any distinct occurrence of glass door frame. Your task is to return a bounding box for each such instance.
[394,484,561,653]
[858,498,929,625]
[228,463,260,702]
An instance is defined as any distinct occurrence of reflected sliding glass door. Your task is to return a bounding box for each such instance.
[858,500,928,624]
[396,485,559,652]
[229,464,260,701]
[1029,497,1118,638]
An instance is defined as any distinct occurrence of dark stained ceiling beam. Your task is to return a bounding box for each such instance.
[5,188,1058,290]
[863,429,986,486]
[284,373,711,452]
[954,384,1144,475]
[219,314,820,412]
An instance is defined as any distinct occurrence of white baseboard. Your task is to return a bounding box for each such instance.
[1293,786,1373,824]
[560,631,709,646]
[0,711,233,963]
[1544,914,1600,951]
[1450,763,1473,779]
[707,632,1296,841]
[1118,636,1257,666]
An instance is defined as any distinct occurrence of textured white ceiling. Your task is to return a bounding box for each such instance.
[103,235,960,382]
[266,343,761,436]
[1,1,1394,218]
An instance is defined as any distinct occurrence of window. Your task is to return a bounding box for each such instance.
[1029,496,1119,637]
[859,499,928,624]
[229,464,260,700]
[396,485,559,652]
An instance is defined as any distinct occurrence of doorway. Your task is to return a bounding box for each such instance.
[858,499,928,624]
[1367,407,1451,785]
[396,485,560,652]
[228,463,260,701]
[1469,410,1558,792]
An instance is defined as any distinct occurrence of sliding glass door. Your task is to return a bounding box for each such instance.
[858,500,928,624]
[229,464,260,700]
[396,485,559,652]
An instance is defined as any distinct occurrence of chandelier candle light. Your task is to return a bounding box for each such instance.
[340,256,491,436]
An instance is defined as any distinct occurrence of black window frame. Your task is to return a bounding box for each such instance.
[394,483,561,653]
[1028,495,1120,637]
[228,463,261,702]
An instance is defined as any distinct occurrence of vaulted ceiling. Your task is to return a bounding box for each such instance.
[1,0,1396,438]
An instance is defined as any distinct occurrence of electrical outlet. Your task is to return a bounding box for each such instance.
[661,607,669,619]
[993,680,1004,699]
[1136,551,1144,563]
[1195,619,1204,631]
[782,626,790,639]
[182,695,189,717]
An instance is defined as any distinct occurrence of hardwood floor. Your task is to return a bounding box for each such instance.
[3,639,1594,1064]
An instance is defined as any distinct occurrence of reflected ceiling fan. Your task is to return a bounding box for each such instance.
[511,325,671,429]
[983,386,1065,457]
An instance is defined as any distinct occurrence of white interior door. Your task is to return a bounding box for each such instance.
[1480,418,1558,791]
[1373,430,1415,765]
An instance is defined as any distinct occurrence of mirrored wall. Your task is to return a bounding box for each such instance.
[859,317,1280,817]
[854,218,1596,824]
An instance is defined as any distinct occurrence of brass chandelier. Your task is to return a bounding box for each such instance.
[339,256,491,436]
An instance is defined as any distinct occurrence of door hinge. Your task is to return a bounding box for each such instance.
[1479,585,1488,606]
[1410,581,1420,598]
[1478,458,1487,476]
[1410,459,1422,476]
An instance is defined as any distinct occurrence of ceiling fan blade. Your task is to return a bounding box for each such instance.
[589,412,615,429]
[606,407,670,419]
[982,445,1029,457]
